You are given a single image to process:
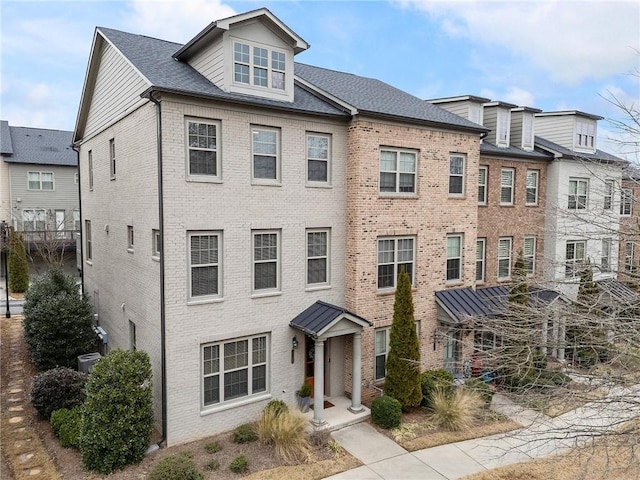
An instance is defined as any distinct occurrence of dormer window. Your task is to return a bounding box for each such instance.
[497,110,509,146]
[233,41,287,91]
[522,113,533,149]
[576,121,595,150]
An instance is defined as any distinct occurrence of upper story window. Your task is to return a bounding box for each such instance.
[189,232,222,301]
[187,120,220,179]
[234,41,286,91]
[379,148,417,195]
[500,168,514,205]
[306,229,330,287]
[568,178,588,210]
[449,154,465,196]
[446,234,463,282]
[625,242,634,272]
[526,170,539,205]
[85,220,92,262]
[28,171,54,191]
[601,238,612,272]
[497,110,509,146]
[88,150,94,191]
[476,238,486,283]
[307,133,331,185]
[566,240,586,277]
[377,236,414,289]
[604,180,613,210]
[22,209,46,230]
[253,230,280,294]
[252,127,280,183]
[524,236,536,275]
[620,188,633,216]
[498,237,512,279]
[576,121,595,149]
[478,166,488,205]
[522,113,534,149]
[109,139,116,179]
[73,210,80,231]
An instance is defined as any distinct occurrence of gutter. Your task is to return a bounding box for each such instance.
[143,91,167,449]
[71,144,84,292]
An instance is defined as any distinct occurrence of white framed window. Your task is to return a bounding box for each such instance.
[620,188,633,216]
[189,232,222,300]
[109,138,116,179]
[524,236,536,276]
[252,127,280,183]
[476,238,486,283]
[22,209,46,230]
[187,120,220,179]
[74,172,79,184]
[601,238,612,272]
[202,334,268,408]
[446,234,463,282]
[306,229,330,287]
[73,210,80,231]
[152,229,161,258]
[500,168,514,205]
[88,150,94,191]
[474,330,503,351]
[129,320,136,351]
[379,148,417,194]
[449,154,465,196]
[576,121,595,149]
[233,41,286,91]
[478,166,488,205]
[522,113,534,149]
[526,170,539,205]
[377,236,415,289]
[85,220,92,261]
[566,240,586,277]
[127,225,134,252]
[374,327,390,381]
[27,171,54,190]
[625,242,634,272]
[306,133,331,184]
[604,180,613,210]
[497,109,509,146]
[568,178,588,210]
[253,230,280,293]
[498,237,512,279]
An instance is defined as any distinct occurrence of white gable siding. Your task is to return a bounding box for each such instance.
[84,41,149,137]
[189,36,225,88]
[534,115,574,149]
[483,108,498,145]
[510,110,523,148]
[0,157,9,222]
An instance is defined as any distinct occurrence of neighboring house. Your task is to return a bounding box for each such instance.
[74,8,485,445]
[0,120,79,251]
[618,170,640,284]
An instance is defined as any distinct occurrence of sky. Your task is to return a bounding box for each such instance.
[1,0,638,159]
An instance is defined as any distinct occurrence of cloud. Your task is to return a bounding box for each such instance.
[479,86,536,106]
[122,0,236,43]
[400,0,640,85]
[26,84,51,103]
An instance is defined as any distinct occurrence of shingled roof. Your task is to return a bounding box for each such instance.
[535,136,625,164]
[480,142,551,160]
[1,123,75,166]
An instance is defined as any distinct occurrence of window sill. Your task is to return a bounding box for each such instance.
[445,280,463,287]
[110,177,116,181]
[186,176,223,184]
[188,297,224,306]
[306,183,332,189]
[305,284,331,292]
[378,193,418,199]
[251,180,282,187]
[85,260,93,266]
[525,203,539,207]
[499,204,514,207]
[478,203,487,207]
[201,392,272,417]
[151,255,160,262]
[497,277,512,283]
[448,195,466,200]
[127,248,134,254]
[251,291,282,299]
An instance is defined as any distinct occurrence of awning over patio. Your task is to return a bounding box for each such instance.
[597,278,639,306]
[289,300,372,339]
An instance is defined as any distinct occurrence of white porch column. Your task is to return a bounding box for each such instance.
[349,332,363,413]
[312,339,327,427]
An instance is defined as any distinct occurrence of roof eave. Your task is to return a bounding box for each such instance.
[358,110,488,135]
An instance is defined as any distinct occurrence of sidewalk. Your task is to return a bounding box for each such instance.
[326,388,640,480]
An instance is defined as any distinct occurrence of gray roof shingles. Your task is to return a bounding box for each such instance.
[0,120,13,155]
[535,136,625,164]
[1,124,76,166]
[481,142,551,160]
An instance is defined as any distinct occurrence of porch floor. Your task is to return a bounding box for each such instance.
[302,396,370,431]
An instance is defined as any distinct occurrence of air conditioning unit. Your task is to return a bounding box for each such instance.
[78,352,102,374]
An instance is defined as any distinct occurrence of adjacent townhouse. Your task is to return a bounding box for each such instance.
[618,168,639,284]
[0,121,79,274]
[74,8,485,445]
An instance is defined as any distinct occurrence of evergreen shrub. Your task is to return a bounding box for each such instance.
[148,453,203,480]
[30,367,87,419]
[371,395,402,429]
[50,406,83,448]
[420,369,454,408]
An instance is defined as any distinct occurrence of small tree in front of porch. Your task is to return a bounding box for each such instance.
[384,270,422,410]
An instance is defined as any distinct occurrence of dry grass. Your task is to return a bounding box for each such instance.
[244,456,361,480]
[431,388,484,431]
[257,409,311,465]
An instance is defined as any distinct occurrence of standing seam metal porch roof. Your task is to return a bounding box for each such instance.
[290,301,372,338]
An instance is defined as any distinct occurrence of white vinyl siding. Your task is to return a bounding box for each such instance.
[498,237,512,279]
[500,168,514,205]
[379,148,417,194]
[189,232,222,300]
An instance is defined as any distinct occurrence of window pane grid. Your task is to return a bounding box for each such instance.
[189,234,220,298]
[500,169,514,204]
[253,232,279,291]
[449,155,465,195]
[526,170,538,204]
[307,231,329,285]
[446,235,462,281]
[252,128,279,180]
[377,237,414,288]
[498,238,512,278]
[379,149,416,194]
[307,134,330,183]
[478,166,487,204]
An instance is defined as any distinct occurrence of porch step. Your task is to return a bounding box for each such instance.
[303,396,370,431]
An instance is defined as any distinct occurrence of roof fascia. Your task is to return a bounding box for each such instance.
[316,312,372,338]
[535,110,603,121]
[294,77,358,115]
[435,297,463,325]
[357,111,488,135]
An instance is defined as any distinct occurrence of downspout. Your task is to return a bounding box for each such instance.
[145,91,167,448]
[71,144,84,292]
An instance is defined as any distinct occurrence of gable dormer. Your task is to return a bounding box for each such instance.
[482,101,516,148]
[534,111,602,154]
[427,95,490,126]
[173,8,309,103]
[510,106,541,151]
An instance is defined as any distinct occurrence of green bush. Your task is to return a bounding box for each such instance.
[233,423,257,444]
[31,367,87,419]
[8,230,29,293]
[80,349,153,474]
[264,399,289,417]
[148,453,203,480]
[23,268,95,370]
[371,395,402,429]
[50,407,83,448]
[204,440,222,454]
[464,378,494,405]
[421,369,454,408]
[205,459,220,471]
[229,455,249,473]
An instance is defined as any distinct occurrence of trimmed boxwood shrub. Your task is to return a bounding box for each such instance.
[149,453,203,480]
[31,367,87,419]
[23,268,95,370]
[233,423,257,444]
[50,407,83,448]
[421,369,454,408]
[464,378,494,405]
[371,395,402,429]
[80,349,153,474]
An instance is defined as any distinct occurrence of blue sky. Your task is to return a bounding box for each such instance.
[1,0,638,159]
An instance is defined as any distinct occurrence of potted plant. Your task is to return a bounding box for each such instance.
[296,381,312,413]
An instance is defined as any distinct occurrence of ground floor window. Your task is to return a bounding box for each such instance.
[202,334,268,408]
[374,327,390,381]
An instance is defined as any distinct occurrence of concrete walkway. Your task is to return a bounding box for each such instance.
[327,388,640,480]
